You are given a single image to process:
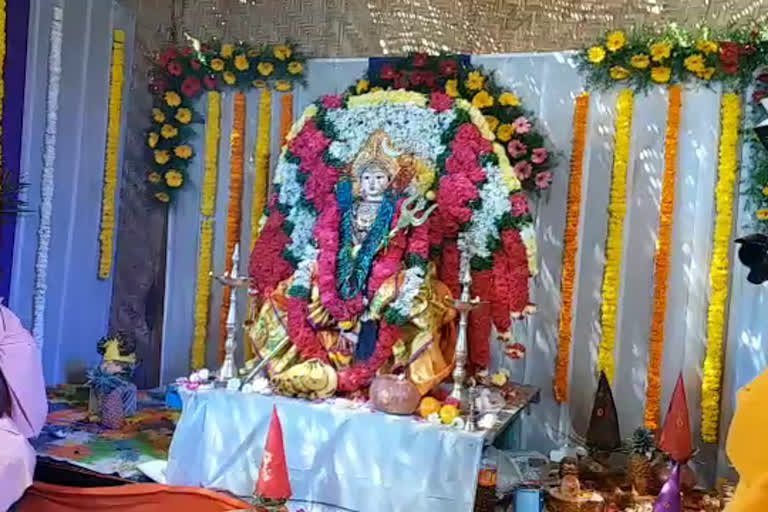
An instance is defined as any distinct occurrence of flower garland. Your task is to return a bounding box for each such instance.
[279,92,293,146]
[578,25,767,91]
[251,89,271,249]
[32,5,63,345]
[554,93,590,404]
[644,85,682,430]
[190,92,221,369]
[743,71,768,226]
[597,89,634,384]
[351,54,554,197]
[192,218,214,369]
[218,92,246,361]
[702,93,741,443]
[97,30,125,280]
[145,42,306,202]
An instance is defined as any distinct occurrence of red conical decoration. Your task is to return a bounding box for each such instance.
[658,374,693,463]
[255,405,292,502]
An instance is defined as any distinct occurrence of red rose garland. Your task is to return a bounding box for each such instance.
[249,198,294,295]
[469,269,493,369]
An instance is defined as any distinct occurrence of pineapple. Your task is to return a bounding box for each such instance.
[627,427,655,495]
[100,389,125,429]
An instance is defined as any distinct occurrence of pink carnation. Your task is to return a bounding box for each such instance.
[430,92,454,112]
[290,121,331,161]
[453,124,492,154]
[437,173,479,232]
[535,171,553,189]
[509,193,530,217]
[507,139,528,158]
[321,95,344,109]
[304,160,340,209]
[512,116,532,134]
[531,147,548,165]
[513,161,533,180]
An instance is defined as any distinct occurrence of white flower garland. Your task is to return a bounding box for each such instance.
[32,5,63,346]
[520,223,538,276]
[388,265,426,318]
[466,163,512,261]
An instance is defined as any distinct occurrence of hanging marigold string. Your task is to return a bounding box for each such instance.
[279,92,293,147]
[191,92,221,369]
[702,92,741,443]
[644,85,682,430]
[251,88,271,249]
[597,89,633,384]
[554,92,590,404]
[219,92,246,362]
[97,30,125,280]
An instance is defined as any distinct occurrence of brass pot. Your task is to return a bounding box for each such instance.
[369,375,421,415]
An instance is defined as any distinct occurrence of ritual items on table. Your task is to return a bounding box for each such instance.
[546,456,604,512]
[86,332,138,429]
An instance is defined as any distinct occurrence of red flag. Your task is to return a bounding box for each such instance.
[658,374,693,463]
[255,405,292,501]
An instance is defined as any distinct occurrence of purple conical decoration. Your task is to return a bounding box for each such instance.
[653,462,681,512]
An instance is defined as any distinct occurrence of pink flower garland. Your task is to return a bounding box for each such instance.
[249,201,294,296]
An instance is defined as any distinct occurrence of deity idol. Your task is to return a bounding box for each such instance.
[248,131,457,398]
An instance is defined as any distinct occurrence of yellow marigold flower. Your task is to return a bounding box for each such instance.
[174,145,193,159]
[757,208,768,220]
[223,71,236,85]
[164,170,184,188]
[587,46,606,64]
[762,185,768,196]
[154,192,170,203]
[485,115,500,132]
[175,108,192,124]
[684,54,706,73]
[154,149,170,165]
[247,48,260,58]
[497,124,515,142]
[210,58,225,72]
[650,41,672,62]
[356,79,370,94]
[164,91,182,107]
[465,71,485,91]
[257,62,275,77]
[160,124,178,139]
[651,66,671,83]
[275,80,292,92]
[287,61,304,75]
[152,108,165,123]
[471,90,494,109]
[273,45,292,61]
[147,132,159,149]
[609,66,630,80]
[147,172,162,184]
[698,67,716,80]
[252,79,267,88]
[220,44,234,58]
[499,92,521,107]
[606,30,626,52]
[445,79,459,97]
[630,54,650,69]
[234,54,249,71]
[370,86,383,93]
[696,40,719,55]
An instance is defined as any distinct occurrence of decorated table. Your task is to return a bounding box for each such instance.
[166,385,538,512]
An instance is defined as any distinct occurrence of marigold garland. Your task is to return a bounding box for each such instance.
[192,218,214,369]
[597,89,634,384]
[554,93,590,404]
[97,30,125,280]
[702,92,741,443]
[219,92,246,361]
[251,89,271,249]
[190,93,221,368]
[279,92,293,146]
[644,85,682,430]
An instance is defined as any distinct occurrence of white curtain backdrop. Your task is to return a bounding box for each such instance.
[160,53,768,479]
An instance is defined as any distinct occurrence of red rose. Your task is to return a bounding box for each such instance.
[439,59,458,76]
[180,46,194,56]
[158,47,179,66]
[722,63,738,75]
[753,90,768,104]
[412,53,429,68]
[167,60,183,76]
[380,64,396,80]
[203,75,218,90]
[190,59,202,70]
[410,71,425,86]
[393,72,410,89]
[422,71,437,89]
[181,76,202,97]
[719,42,739,65]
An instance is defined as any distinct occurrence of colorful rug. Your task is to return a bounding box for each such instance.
[31,385,178,480]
